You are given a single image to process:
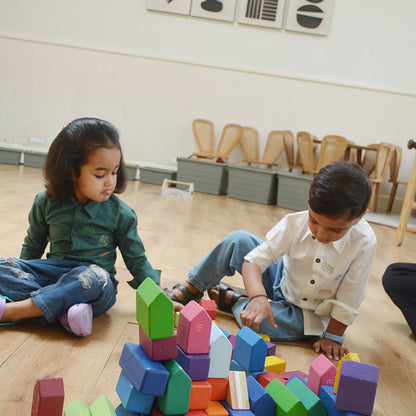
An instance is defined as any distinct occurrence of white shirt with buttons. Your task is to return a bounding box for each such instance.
[244,211,377,336]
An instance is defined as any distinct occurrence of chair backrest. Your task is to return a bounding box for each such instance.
[215,124,243,158]
[361,143,380,176]
[240,127,259,165]
[260,130,285,167]
[283,130,295,170]
[388,145,402,182]
[296,131,315,174]
[315,135,348,172]
[192,119,214,156]
[374,143,394,181]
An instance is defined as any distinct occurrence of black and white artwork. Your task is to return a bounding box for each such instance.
[238,0,287,29]
[147,0,192,16]
[285,0,334,36]
[190,0,238,22]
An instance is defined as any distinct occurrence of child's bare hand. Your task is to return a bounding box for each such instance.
[313,338,349,360]
[240,297,277,332]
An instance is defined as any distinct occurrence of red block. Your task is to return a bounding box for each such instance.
[200,299,216,320]
[31,378,64,416]
[257,371,286,388]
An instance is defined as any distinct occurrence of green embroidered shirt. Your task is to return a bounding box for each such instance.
[20,191,160,289]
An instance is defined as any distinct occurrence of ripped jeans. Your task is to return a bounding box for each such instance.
[0,258,118,323]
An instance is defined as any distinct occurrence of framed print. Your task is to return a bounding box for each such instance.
[190,0,238,22]
[285,0,335,36]
[238,0,287,29]
[147,0,192,16]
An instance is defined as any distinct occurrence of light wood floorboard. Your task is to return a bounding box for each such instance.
[0,164,415,415]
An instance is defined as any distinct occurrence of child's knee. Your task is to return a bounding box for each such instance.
[77,264,111,294]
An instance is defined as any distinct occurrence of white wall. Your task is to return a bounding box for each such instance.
[1,0,416,208]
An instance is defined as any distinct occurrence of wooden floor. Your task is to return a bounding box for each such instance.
[0,164,415,415]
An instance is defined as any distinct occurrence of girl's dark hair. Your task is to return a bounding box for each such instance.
[308,161,371,219]
[44,117,127,200]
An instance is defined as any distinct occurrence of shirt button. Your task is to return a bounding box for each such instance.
[311,280,315,284]
[315,258,321,263]
[312,236,316,240]
[303,297,308,301]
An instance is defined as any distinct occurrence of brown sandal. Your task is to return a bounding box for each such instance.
[164,283,203,306]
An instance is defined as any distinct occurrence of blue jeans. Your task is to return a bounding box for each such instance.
[0,258,118,324]
[188,230,313,341]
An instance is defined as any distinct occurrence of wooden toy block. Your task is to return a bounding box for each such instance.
[265,378,307,416]
[208,322,233,378]
[319,385,362,416]
[115,403,140,416]
[233,326,267,373]
[307,354,337,395]
[116,371,155,414]
[64,398,90,416]
[286,377,327,416]
[226,371,250,410]
[265,341,276,356]
[280,371,308,382]
[220,400,255,415]
[205,401,228,416]
[176,345,211,381]
[200,299,216,320]
[228,334,236,354]
[218,325,231,338]
[187,410,208,416]
[90,395,116,416]
[334,360,379,416]
[177,300,213,354]
[333,353,360,393]
[246,375,276,416]
[264,355,286,374]
[258,333,271,342]
[189,381,212,410]
[286,373,307,386]
[139,325,177,361]
[174,311,180,328]
[136,277,174,339]
[31,377,64,416]
[257,371,286,388]
[207,378,229,400]
[156,359,192,415]
[119,343,169,396]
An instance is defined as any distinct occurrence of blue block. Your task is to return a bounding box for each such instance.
[246,375,276,416]
[220,400,255,415]
[119,343,169,396]
[116,371,155,413]
[319,385,363,416]
[230,359,265,379]
[218,326,231,338]
[233,327,267,373]
[115,403,139,416]
[175,345,210,381]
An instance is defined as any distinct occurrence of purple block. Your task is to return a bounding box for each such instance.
[139,325,177,361]
[319,385,363,416]
[287,373,307,385]
[335,360,379,416]
[175,345,210,381]
[265,341,276,356]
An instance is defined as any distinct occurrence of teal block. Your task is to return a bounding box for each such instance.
[64,398,90,416]
[156,359,192,415]
[286,377,327,416]
[136,277,174,339]
[89,395,116,416]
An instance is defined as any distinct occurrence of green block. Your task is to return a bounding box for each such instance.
[64,398,90,415]
[156,359,192,415]
[286,378,327,416]
[89,395,116,416]
[136,277,174,339]
[265,379,307,416]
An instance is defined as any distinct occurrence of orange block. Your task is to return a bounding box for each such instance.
[189,381,212,410]
[207,378,229,401]
[205,401,228,416]
[226,371,250,410]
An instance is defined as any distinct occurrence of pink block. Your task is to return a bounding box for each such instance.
[200,299,216,320]
[177,300,212,354]
[31,378,64,416]
[257,371,286,388]
[139,325,177,361]
[307,354,337,395]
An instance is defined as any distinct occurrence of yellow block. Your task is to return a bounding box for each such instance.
[333,352,360,393]
[264,355,286,374]
[259,333,271,342]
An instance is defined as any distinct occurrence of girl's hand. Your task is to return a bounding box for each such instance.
[313,338,349,360]
[240,296,277,332]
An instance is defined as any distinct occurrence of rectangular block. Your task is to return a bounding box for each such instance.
[226,371,250,410]
[139,325,177,361]
[177,157,228,195]
[276,171,313,211]
[334,353,360,394]
[227,164,277,205]
[207,378,229,401]
[115,403,140,416]
[31,377,64,416]
[189,381,212,410]
[205,401,228,416]
[257,371,286,388]
[319,385,363,416]
[176,345,211,381]
[200,299,216,320]
[140,165,177,185]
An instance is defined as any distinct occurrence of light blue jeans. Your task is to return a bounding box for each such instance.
[188,230,314,341]
[0,258,118,324]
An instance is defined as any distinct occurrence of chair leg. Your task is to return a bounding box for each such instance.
[369,183,376,212]
[386,183,398,213]
[374,183,380,212]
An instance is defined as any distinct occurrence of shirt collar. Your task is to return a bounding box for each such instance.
[302,225,351,253]
[62,194,101,217]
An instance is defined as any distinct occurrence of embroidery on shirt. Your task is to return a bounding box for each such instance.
[321,261,335,274]
[82,225,95,235]
[97,235,110,247]
[334,274,343,283]
[318,288,332,295]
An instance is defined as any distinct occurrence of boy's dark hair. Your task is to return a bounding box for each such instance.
[308,161,371,219]
[44,117,127,200]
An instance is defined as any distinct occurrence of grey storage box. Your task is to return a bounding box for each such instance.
[24,150,47,168]
[0,146,22,165]
[125,163,138,180]
[177,157,228,195]
[276,171,313,211]
[140,166,177,185]
[227,164,277,205]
